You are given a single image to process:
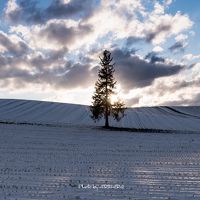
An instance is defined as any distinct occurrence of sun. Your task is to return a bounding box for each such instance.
[109,84,123,104]
[110,94,119,104]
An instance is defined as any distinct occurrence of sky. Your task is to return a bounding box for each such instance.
[0,0,200,107]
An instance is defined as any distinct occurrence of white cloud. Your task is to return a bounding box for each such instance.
[7,0,193,52]
[175,34,188,42]
[127,72,200,107]
[183,54,200,61]
[154,2,165,15]
[145,11,193,45]
[152,46,164,52]
[4,0,19,15]
[164,0,173,6]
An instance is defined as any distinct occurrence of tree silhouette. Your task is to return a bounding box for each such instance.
[90,50,126,128]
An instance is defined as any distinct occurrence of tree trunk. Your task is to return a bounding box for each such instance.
[105,65,109,128]
[105,109,109,128]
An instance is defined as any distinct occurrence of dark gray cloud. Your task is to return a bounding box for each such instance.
[112,48,183,90]
[46,0,96,21]
[0,57,97,90]
[188,63,197,69]
[29,48,68,70]
[0,32,29,57]
[145,52,165,63]
[146,24,171,43]
[51,63,97,89]
[0,26,96,89]
[169,41,186,53]
[125,97,140,107]
[4,0,98,25]
[0,44,97,90]
[40,22,92,45]
[126,24,172,45]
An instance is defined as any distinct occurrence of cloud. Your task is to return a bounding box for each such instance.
[5,0,193,52]
[123,70,200,107]
[124,9,193,46]
[40,22,92,45]
[0,31,29,57]
[144,10,193,45]
[4,0,98,25]
[164,0,173,6]
[169,41,187,53]
[169,33,188,53]
[175,34,188,42]
[125,96,140,107]
[159,93,200,106]
[154,78,200,96]
[28,48,68,70]
[4,0,42,24]
[146,24,171,43]
[152,46,164,53]
[0,56,97,90]
[0,34,96,90]
[139,63,200,106]
[145,52,165,63]
[52,63,97,89]
[1,0,197,106]
[46,0,97,21]
[126,36,144,47]
[112,48,183,90]
[9,19,93,51]
[182,54,200,62]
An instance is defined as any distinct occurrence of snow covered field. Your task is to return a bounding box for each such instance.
[0,99,200,131]
[1,99,200,199]
[1,123,200,199]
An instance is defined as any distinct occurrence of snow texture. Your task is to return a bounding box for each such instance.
[0,99,200,131]
[1,99,200,199]
[0,123,200,199]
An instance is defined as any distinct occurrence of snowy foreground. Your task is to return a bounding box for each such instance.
[1,123,200,199]
[1,99,200,199]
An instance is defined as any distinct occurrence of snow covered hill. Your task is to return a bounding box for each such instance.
[0,99,200,131]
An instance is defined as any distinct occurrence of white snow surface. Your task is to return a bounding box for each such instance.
[1,123,200,199]
[1,99,200,199]
[0,99,200,131]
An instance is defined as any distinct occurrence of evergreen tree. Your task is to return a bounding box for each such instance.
[90,50,126,128]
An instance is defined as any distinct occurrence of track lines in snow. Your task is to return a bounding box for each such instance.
[0,99,200,131]
[1,124,200,199]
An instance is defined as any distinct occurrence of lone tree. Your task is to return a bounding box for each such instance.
[90,50,126,128]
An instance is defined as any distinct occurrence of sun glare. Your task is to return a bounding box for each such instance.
[110,94,120,104]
